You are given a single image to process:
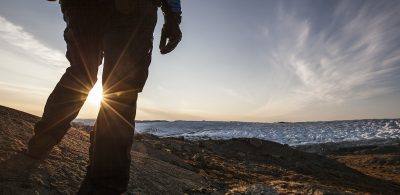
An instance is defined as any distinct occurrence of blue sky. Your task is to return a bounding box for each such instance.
[0,0,399,122]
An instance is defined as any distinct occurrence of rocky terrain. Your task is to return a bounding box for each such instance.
[0,105,399,194]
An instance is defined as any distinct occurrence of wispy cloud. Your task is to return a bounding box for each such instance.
[258,1,400,116]
[0,16,67,69]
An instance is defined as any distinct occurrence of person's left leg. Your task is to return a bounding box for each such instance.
[27,6,106,159]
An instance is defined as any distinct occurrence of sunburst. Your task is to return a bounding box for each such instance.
[87,81,103,106]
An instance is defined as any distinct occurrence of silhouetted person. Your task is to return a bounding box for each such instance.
[27,0,182,194]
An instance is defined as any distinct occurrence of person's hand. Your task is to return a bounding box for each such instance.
[159,14,182,54]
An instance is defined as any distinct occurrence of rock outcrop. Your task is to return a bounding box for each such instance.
[0,106,209,194]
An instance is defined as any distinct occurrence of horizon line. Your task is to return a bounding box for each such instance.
[74,117,400,124]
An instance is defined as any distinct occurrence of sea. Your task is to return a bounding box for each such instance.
[73,119,400,146]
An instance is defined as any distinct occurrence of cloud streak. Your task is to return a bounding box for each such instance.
[0,16,67,69]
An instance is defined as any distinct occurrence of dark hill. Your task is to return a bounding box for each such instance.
[0,105,399,194]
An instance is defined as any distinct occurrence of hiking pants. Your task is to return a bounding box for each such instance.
[29,0,157,192]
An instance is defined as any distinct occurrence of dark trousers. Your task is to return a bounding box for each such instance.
[29,0,157,193]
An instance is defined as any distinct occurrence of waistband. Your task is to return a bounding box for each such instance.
[60,0,161,7]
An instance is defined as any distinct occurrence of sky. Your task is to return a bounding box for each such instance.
[0,0,399,122]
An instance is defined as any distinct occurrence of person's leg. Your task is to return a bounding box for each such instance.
[86,0,158,193]
[27,7,104,159]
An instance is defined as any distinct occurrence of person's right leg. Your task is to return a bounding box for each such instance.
[27,6,105,159]
[83,0,158,193]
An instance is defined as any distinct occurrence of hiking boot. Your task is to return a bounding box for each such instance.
[78,177,124,195]
[26,134,58,160]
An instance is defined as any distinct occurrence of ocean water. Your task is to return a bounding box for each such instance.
[74,119,400,146]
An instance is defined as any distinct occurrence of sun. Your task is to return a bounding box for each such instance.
[87,81,103,106]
